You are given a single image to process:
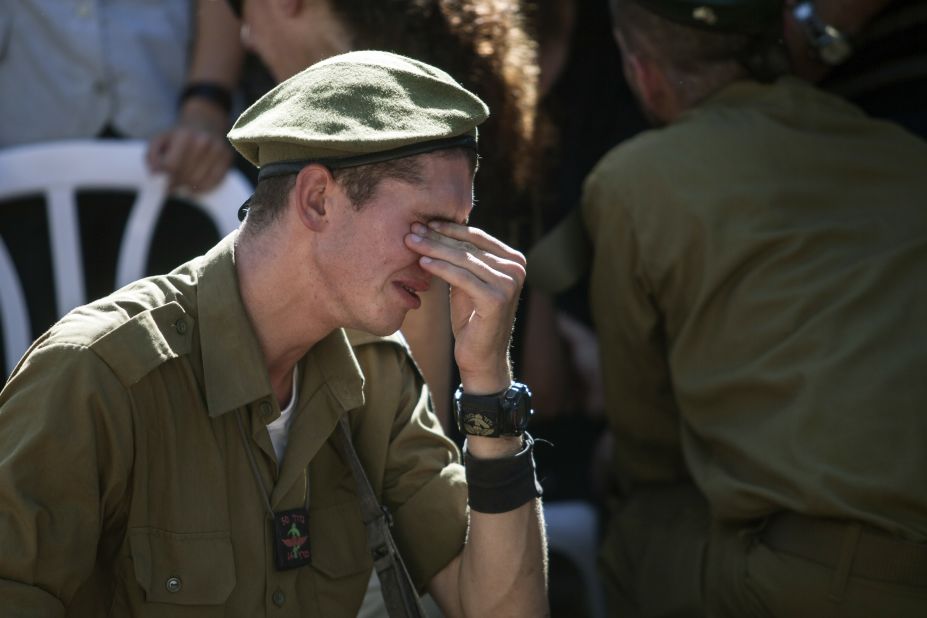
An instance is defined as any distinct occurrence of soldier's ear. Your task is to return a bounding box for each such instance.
[613,30,660,116]
[625,51,678,124]
[293,164,331,232]
[625,52,655,104]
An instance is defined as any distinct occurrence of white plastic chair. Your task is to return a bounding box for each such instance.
[0,139,253,373]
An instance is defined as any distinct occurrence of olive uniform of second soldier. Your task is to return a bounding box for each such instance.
[0,51,548,617]
[580,0,927,615]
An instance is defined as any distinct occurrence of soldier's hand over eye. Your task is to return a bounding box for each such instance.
[405,221,526,394]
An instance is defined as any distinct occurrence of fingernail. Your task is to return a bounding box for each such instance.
[427,221,441,230]
[412,222,427,234]
[420,256,432,264]
[409,233,423,243]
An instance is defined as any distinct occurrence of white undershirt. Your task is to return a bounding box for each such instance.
[266,367,299,463]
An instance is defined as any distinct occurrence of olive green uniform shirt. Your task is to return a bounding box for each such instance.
[583,77,927,540]
[0,232,468,617]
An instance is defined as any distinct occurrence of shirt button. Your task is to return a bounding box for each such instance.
[165,576,182,593]
[272,589,286,607]
[260,401,272,418]
[92,80,107,95]
[174,319,187,334]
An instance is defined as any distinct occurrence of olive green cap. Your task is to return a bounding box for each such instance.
[227,50,490,172]
[629,0,782,33]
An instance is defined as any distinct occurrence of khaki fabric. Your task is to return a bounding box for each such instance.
[0,232,468,617]
[600,483,927,618]
[583,78,927,537]
[228,50,488,168]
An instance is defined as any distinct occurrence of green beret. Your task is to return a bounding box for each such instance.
[629,0,782,33]
[227,50,490,173]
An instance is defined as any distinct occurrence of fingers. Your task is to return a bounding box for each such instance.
[427,220,527,271]
[146,126,233,192]
[404,221,525,364]
[406,221,523,390]
[407,221,526,287]
[146,133,170,170]
[187,137,232,191]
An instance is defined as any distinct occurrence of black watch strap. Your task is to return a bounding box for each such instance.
[454,382,533,437]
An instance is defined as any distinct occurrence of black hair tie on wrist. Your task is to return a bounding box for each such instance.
[178,82,233,114]
[464,433,543,514]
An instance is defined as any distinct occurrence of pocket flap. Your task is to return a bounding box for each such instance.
[310,502,372,578]
[129,528,236,605]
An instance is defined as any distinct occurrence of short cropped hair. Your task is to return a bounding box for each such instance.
[245,174,296,232]
[609,0,788,85]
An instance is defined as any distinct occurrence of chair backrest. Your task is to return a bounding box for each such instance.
[0,139,253,374]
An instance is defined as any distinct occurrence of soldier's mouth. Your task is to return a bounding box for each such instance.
[399,283,418,299]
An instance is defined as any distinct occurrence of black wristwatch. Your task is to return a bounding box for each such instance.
[454,382,533,437]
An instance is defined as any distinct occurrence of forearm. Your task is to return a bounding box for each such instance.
[408,219,546,613]
[429,433,549,617]
[180,0,244,127]
[455,433,547,616]
[187,0,243,88]
[451,330,546,613]
[459,496,548,616]
[149,0,243,186]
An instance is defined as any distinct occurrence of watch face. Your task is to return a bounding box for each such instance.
[455,382,532,437]
[462,413,496,436]
[503,384,532,433]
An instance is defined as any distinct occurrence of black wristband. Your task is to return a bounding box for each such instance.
[178,82,233,113]
[464,433,543,514]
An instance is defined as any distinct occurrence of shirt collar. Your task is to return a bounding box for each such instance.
[683,76,817,120]
[196,232,365,417]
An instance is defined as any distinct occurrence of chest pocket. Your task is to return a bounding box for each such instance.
[129,528,236,605]
[310,501,372,579]
[307,501,373,617]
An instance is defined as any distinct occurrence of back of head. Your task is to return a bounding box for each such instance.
[610,0,789,90]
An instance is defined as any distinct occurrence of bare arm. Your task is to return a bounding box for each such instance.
[147,0,244,191]
[404,220,549,616]
[429,497,547,617]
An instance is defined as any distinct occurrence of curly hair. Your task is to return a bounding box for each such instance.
[330,0,539,243]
